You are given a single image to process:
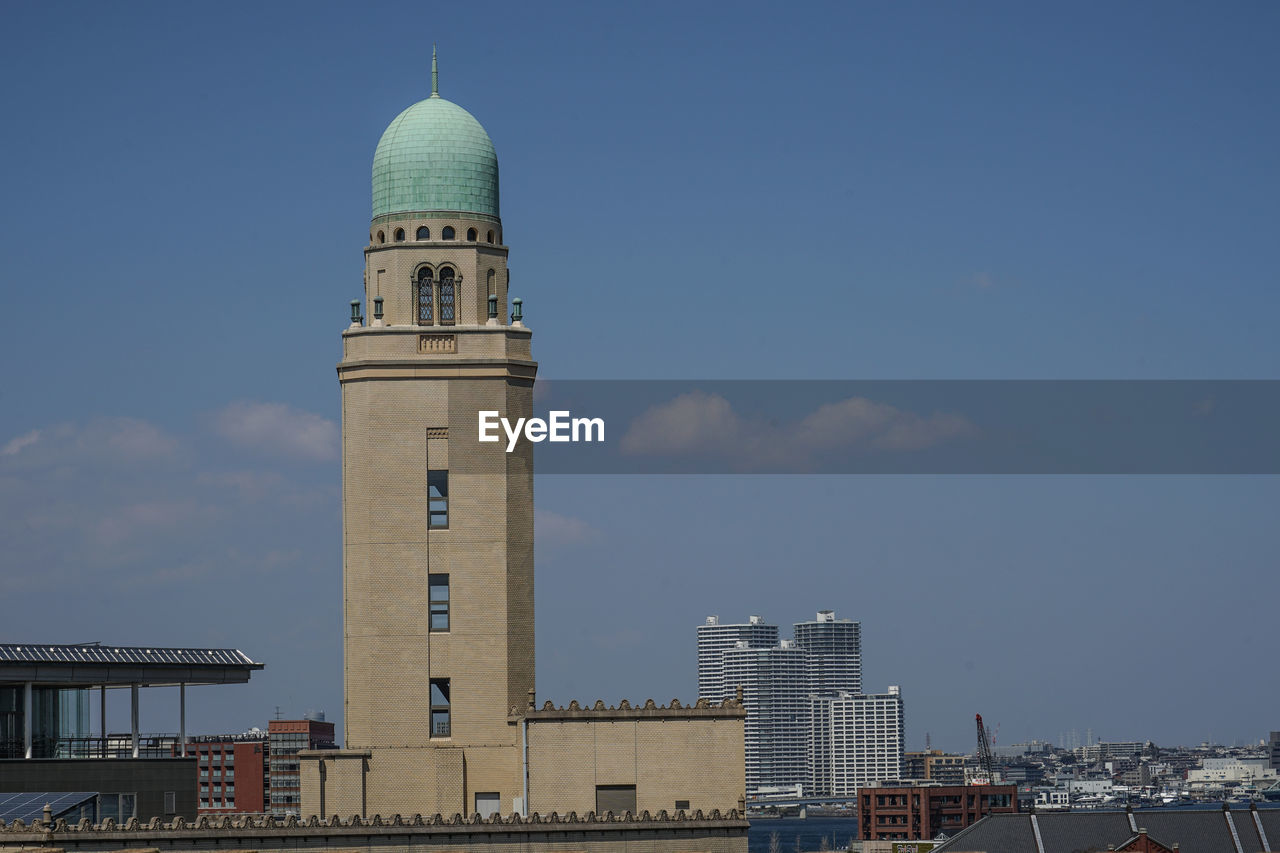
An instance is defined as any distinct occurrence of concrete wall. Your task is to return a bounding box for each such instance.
[0,758,196,821]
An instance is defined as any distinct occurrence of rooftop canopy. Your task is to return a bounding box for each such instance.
[0,644,263,687]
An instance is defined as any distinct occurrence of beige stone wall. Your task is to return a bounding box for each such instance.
[336,308,535,819]
[363,215,509,327]
[0,813,749,853]
[526,709,746,816]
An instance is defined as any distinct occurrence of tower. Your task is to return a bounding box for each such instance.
[336,53,535,817]
[792,609,861,696]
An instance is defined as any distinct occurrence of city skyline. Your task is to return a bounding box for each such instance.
[1,2,1277,752]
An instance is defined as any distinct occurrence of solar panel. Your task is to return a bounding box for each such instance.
[0,792,98,824]
[0,644,259,667]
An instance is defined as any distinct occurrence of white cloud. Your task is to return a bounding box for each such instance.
[619,392,976,467]
[618,391,741,455]
[92,499,204,547]
[213,401,337,461]
[0,418,178,469]
[1,429,40,456]
[536,509,601,549]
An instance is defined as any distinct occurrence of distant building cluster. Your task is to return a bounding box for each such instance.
[697,610,903,797]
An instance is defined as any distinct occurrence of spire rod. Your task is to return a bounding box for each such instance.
[431,45,439,98]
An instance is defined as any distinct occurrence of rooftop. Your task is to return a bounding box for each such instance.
[0,643,263,687]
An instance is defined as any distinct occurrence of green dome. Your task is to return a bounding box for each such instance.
[371,96,499,220]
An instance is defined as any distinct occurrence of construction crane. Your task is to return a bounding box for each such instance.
[975,713,998,783]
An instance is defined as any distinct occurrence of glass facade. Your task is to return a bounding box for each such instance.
[0,685,90,758]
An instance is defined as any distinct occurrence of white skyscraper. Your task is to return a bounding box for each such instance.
[793,610,862,696]
[698,610,902,799]
[808,687,905,797]
[722,640,809,795]
[697,615,779,702]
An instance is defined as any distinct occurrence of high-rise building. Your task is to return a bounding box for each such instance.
[697,615,779,702]
[808,688,904,796]
[793,610,861,696]
[722,640,809,794]
[268,717,334,816]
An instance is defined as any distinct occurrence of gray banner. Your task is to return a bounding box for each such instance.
[468,380,1280,474]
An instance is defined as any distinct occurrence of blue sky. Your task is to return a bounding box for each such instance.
[0,1,1277,751]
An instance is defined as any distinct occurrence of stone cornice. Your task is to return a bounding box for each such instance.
[521,697,746,721]
[0,809,748,844]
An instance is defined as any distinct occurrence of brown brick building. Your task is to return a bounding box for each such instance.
[173,733,268,815]
[859,783,1018,841]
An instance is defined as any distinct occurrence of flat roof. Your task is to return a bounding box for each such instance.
[0,644,264,687]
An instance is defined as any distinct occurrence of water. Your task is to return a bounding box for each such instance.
[748,817,860,853]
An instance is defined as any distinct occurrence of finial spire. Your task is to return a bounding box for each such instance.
[431,45,439,98]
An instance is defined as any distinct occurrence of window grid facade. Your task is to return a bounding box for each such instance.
[696,615,779,703]
[722,640,808,795]
[808,688,904,797]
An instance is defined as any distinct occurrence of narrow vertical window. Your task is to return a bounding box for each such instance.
[430,679,450,737]
[466,227,477,241]
[429,573,449,631]
[428,470,448,528]
[487,230,495,243]
[442,226,455,240]
[437,267,456,325]
[416,268,434,325]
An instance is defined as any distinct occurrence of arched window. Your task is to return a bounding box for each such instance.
[416,226,430,240]
[377,230,385,244]
[487,230,495,243]
[438,267,456,325]
[394,228,405,242]
[487,268,496,295]
[467,227,477,242]
[442,226,455,240]
[416,268,434,325]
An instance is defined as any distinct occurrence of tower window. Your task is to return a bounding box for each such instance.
[429,574,449,631]
[416,226,430,240]
[428,470,448,529]
[416,268,434,325]
[430,679,451,737]
[437,267,456,325]
[394,228,405,242]
[442,226,455,240]
[377,230,385,244]
[487,230,494,243]
[466,227,477,242]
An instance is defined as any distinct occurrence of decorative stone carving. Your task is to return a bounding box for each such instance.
[419,334,456,354]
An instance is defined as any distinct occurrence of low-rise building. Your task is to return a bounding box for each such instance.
[902,750,966,786]
[858,783,1017,842]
